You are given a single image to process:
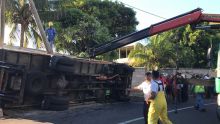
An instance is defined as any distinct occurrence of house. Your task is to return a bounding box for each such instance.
[115,44,134,63]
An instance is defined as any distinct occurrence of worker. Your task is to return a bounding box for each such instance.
[148,70,172,124]
[130,72,152,124]
[46,21,56,49]
[193,80,206,112]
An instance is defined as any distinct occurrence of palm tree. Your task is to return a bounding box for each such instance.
[6,0,42,48]
[128,43,148,67]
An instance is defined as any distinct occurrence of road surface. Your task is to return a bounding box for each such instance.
[0,97,219,124]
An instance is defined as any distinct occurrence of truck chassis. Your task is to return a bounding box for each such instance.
[0,46,133,109]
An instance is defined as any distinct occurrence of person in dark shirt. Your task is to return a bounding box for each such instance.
[46,22,56,49]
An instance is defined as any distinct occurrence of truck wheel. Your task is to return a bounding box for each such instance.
[49,104,69,111]
[119,96,131,102]
[95,90,105,101]
[78,92,86,102]
[56,65,75,73]
[50,56,75,67]
[41,98,50,110]
[49,96,69,105]
[26,71,48,95]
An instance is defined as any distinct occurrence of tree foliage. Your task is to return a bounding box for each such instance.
[128,43,148,67]
[33,0,49,11]
[129,24,220,69]
[6,0,43,48]
[55,8,111,56]
[41,0,138,60]
[69,0,139,37]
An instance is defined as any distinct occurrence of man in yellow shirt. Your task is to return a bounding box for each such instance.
[193,84,206,112]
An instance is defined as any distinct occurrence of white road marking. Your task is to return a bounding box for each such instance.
[118,102,216,124]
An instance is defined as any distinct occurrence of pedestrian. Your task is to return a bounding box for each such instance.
[46,21,56,49]
[130,72,152,124]
[204,74,213,98]
[148,70,172,124]
[176,73,183,103]
[180,75,188,103]
[165,75,173,103]
[193,80,206,112]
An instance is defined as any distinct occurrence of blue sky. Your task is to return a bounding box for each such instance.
[114,0,220,30]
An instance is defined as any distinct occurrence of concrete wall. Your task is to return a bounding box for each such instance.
[132,67,146,86]
[132,67,216,86]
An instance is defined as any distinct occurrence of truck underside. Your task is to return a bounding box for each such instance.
[0,46,133,109]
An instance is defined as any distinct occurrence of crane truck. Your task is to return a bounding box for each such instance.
[89,8,220,118]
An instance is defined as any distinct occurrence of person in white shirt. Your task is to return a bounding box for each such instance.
[131,72,152,124]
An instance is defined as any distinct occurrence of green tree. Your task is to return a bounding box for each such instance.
[128,24,220,69]
[58,0,138,60]
[171,24,217,68]
[66,0,138,37]
[32,0,138,60]
[33,0,49,11]
[55,8,111,56]
[128,28,196,69]
[128,43,148,67]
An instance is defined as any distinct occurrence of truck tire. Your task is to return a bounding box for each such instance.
[78,92,86,102]
[49,104,69,111]
[49,96,69,105]
[56,65,75,73]
[50,56,75,67]
[118,96,130,102]
[26,71,48,95]
[41,98,50,110]
[95,90,105,101]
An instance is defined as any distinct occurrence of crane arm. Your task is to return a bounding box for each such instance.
[89,8,220,57]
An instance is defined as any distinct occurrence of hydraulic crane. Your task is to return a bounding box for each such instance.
[89,8,220,117]
[89,8,220,57]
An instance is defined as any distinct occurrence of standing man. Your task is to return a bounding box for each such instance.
[193,80,206,112]
[130,72,152,124]
[46,22,56,49]
[148,70,172,124]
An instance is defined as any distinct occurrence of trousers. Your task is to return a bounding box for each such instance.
[195,93,204,110]
[148,91,172,124]
[143,101,150,124]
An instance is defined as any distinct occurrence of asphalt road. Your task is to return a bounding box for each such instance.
[0,97,219,124]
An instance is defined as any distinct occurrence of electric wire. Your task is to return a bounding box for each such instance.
[118,1,167,19]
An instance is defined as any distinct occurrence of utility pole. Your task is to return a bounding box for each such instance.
[29,0,53,54]
[216,43,220,93]
[0,1,5,117]
[0,0,5,48]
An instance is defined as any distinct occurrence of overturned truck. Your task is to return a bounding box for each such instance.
[0,0,134,111]
[0,46,133,110]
